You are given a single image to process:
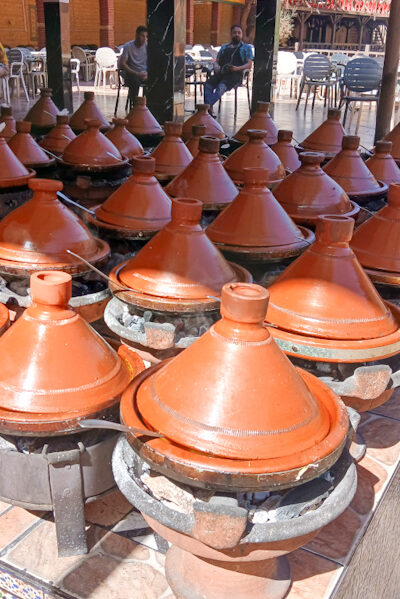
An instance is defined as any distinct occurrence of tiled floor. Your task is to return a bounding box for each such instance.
[0,390,398,599]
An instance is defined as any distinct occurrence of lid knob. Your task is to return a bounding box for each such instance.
[327,108,341,120]
[342,135,360,150]
[192,124,206,136]
[243,167,269,187]
[112,117,128,127]
[199,135,220,154]
[171,197,202,224]
[247,129,267,141]
[375,140,392,154]
[132,155,156,173]
[221,282,269,324]
[40,88,52,96]
[196,103,209,112]
[56,115,69,125]
[28,178,63,193]
[387,182,400,206]
[84,118,101,129]
[135,96,147,106]
[256,101,270,113]
[84,91,95,101]
[277,129,293,142]
[164,121,183,136]
[300,151,324,165]
[316,215,354,244]
[30,271,72,307]
[16,121,32,134]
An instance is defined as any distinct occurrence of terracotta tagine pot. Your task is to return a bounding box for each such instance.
[150,121,193,181]
[186,123,206,157]
[61,119,127,171]
[224,130,285,188]
[0,138,35,189]
[182,104,226,142]
[105,118,144,161]
[0,106,16,142]
[366,140,400,186]
[382,118,400,164]
[270,129,301,172]
[297,108,346,159]
[0,269,144,435]
[8,121,56,170]
[323,135,387,204]
[126,96,163,146]
[69,91,110,134]
[24,88,60,136]
[87,155,172,243]
[233,101,278,146]
[40,114,76,156]
[274,152,359,226]
[265,215,400,414]
[165,136,238,215]
[207,167,314,282]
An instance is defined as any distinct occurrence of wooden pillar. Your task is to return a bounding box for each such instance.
[186,0,194,45]
[375,0,400,141]
[36,0,46,49]
[44,0,72,111]
[299,12,306,50]
[252,0,280,108]
[99,0,115,48]
[211,2,221,46]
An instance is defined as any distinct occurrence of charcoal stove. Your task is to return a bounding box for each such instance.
[111,282,356,599]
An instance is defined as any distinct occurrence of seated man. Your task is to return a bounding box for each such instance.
[119,25,148,99]
[204,25,253,115]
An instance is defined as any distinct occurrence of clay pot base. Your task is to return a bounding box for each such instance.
[288,201,360,228]
[166,545,291,599]
[87,213,161,241]
[346,179,388,203]
[0,169,36,190]
[58,157,129,173]
[349,431,367,462]
[295,145,336,162]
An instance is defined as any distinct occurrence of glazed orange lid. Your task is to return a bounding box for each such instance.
[132,282,347,462]
[273,152,358,225]
[233,101,278,145]
[62,119,125,169]
[182,104,226,141]
[186,123,206,157]
[0,138,34,188]
[224,129,286,185]
[150,121,193,178]
[207,167,311,253]
[8,121,54,167]
[40,114,76,155]
[270,129,301,172]
[0,270,137,427]
[69,91,110,132]
[351,183,400,273]
[323,135,381,195]
[0,178,109,270]
[0,105,16,142]
[24,88,59,129]
[126,96,163,136]
[93,155,171,231]
[111,198,243,299]
[365,140,400,185]
[383,119,400,161]
[266,216,397,340]
[165,136,238,209]
[299,108,346,156]
[105,118,144,160]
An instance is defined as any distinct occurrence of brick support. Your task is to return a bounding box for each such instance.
[211,2,221,46]
[36,0,46,49]
[186,0,194,45]
[99,0,115,48]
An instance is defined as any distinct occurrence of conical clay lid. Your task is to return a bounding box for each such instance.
[40,115,76,155]
[234,101,278,145]
[366,140,400,186]
[186,124,206,157]
[150,121,193,178]
[224,129,285,185]
[182,104,225,142]
[274,152,358,225]
[351,183,400,273]
[165,136,238,209]
[266,216,397,340]
[93,156,171,231]
[0,271,133,426]
[62,119,124,169]
[383,119,400,161]
[271,129,301,172]
[207,167,311,254]
[0,178,109,269]
[299,108,346,156]
[113,198,242,299]
[323,135,381,196]
[136,282,338,460]
[8,121,54,167]
[69,91,109,133]
[126,96,163,136]
[105,118,144,160]
[0,106,16,142]
[0,138,33,188]
[24,88,59,131]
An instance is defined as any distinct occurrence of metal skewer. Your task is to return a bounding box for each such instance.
[78,418,163,438]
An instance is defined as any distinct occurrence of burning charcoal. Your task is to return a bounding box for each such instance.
[9,280,29,296]
[71,280,89,296]
[143,310,152,322]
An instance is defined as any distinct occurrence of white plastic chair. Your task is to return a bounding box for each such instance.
[94,47,118,89]
[72,46,95,81]
[277,52,300,98]
[1,77,10,104]
[71,58,80,91]
[7,48,29,101]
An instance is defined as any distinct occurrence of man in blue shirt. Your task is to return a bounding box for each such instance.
[204,25,253,115]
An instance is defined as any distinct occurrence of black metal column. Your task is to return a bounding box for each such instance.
[44,0,73,112]
[251,0,280,110]
[146,0,186,124]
